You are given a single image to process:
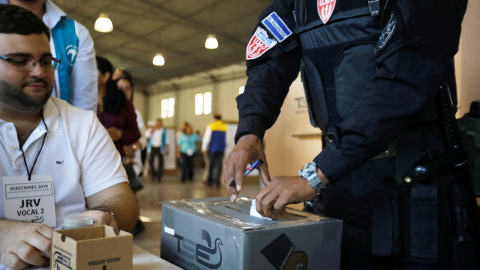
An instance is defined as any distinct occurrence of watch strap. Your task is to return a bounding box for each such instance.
[94,208,116,222]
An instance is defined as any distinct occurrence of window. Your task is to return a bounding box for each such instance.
[161,98,175,118]
[195,93,203,115]
[203,92,212,115]
[195,91,212,115]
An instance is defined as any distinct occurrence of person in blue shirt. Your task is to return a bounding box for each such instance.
[177,124,199,183]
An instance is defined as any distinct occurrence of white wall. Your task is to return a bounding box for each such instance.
[264,77,323,176]
[455,0,480,116]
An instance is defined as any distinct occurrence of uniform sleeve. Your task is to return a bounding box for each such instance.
[314,0,466,182]
[70,21,98,112]
[235,0,302,143]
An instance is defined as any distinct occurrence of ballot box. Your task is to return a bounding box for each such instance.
[161,197,342,270]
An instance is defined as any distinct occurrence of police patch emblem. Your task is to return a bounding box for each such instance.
[318,0,337,24]
[261,12,292,42]
[246,27,278,60]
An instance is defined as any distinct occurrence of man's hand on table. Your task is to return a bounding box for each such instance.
[0,221,52,269]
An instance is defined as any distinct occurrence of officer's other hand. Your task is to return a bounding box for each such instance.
[224,134,270,202]
[0,221,52,269]
[255,176,317,219]
[78,210,119,235]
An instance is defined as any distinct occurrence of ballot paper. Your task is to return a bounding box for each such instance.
[250,199,272,220]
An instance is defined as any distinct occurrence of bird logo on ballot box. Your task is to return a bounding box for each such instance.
[169,228,224,269]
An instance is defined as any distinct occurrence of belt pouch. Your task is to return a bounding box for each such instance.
[371,177,394,256]
[410,183,439,262]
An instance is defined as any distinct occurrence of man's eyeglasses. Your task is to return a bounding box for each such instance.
[0,55,61,72]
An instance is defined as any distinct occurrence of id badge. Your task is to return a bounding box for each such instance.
[3,175,56,227]
[187,149,194,156]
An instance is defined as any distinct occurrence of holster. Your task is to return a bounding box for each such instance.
[371,128,440,262]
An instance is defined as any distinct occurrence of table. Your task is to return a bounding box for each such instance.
[22,246,183,270]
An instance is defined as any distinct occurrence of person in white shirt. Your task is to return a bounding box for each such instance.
[145,118,170,182]
[2,0,98,112]
[0,5,138,269]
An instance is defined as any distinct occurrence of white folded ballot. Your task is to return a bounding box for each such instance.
[250,199,272,220]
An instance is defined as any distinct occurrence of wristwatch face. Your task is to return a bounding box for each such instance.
[300,162,320,185]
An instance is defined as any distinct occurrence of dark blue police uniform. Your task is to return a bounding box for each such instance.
[235,0,476,268]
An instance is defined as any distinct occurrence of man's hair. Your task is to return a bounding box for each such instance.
[0,4,50,39]
[214,113,222,120]
[96,56,114,76]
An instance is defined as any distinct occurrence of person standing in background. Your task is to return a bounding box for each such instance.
[177,124,199,183]
[116,74,147,180]
[202,113,227,187]
[96,56,141,190]
[4,0,98,112]
[96,56,144,237]
[175,121,189,169]
[146,118,169,182]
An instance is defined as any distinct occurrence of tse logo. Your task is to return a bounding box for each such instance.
[173,229,223,269]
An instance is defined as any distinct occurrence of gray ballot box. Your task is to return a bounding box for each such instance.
[161,197,342,270]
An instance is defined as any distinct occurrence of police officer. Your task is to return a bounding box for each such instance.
[224,0,476,269]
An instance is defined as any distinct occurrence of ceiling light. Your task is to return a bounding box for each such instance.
[205,34,218,49]
[153,53,165,66]
[94,13,113,33]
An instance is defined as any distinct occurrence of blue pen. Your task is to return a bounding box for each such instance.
[230,159,263,187]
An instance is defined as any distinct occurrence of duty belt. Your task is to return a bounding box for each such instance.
[325,135,397,160]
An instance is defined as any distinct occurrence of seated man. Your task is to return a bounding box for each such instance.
[0,4,139,269]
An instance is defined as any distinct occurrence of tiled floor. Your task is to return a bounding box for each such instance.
[132,168,262,257]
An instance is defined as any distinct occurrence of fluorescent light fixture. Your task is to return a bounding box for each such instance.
[153,53,165,66]
[94,13,113,33]
[205,34,218,49]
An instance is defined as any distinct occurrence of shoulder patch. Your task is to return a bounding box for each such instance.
[246,27,278,60]
[261,12,292,42]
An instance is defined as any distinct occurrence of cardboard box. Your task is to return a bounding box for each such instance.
[51,225,133,270]
[161,197,342,270]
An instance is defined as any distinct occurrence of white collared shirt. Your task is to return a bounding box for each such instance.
[0,97,127,229]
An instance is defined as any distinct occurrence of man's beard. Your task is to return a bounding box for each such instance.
[0,78,52,112]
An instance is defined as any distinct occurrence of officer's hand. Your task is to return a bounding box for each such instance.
[0,221,52,269]
[78,210,119,235]
[255,176,317,219]
[224,134,270,202]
